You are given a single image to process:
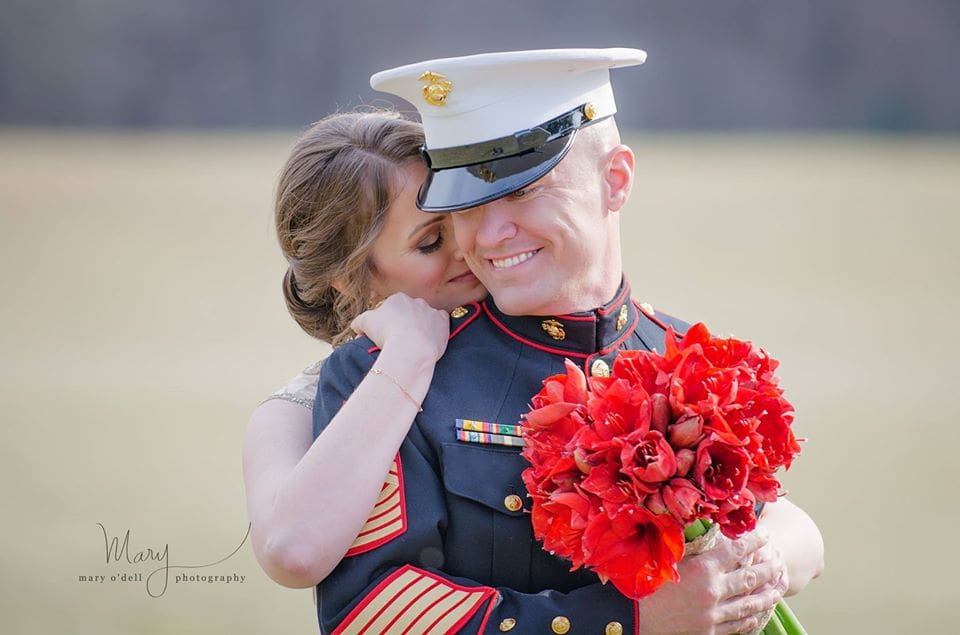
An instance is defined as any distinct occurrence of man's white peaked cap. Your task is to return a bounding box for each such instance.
[370,48,647,150]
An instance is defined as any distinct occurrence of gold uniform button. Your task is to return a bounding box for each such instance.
[503,494,523,512]
[606,621,624,635]
[590,359,611,378]
[450,306,468,319]
[498,617,516,632]
[551,615,571,634]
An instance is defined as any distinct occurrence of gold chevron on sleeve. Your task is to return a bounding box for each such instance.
[345,455,407,556]
[332,565,496,635]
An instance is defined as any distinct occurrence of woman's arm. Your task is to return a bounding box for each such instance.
[243,397,315,587]
[242,294,450,588]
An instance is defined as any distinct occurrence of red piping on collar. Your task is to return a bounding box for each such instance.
[482,302,590,359]
[580,311,640,376]
[554,283,631,320]
[552,312,595,322]
[596,283,631,316]
[598,311,639,355]
[449,302,482,340]
[632,300,688,338]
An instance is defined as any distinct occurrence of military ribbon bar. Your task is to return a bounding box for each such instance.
[455,419,524,447]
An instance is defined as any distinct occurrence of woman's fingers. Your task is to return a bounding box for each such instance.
[349,292,450,359]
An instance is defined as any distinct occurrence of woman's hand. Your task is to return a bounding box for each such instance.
[636,528,787,634]
[351,292,450,363]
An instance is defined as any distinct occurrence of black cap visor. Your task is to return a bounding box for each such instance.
[417,132,575,213]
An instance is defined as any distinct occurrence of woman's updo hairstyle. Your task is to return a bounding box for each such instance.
[275,111,425,346]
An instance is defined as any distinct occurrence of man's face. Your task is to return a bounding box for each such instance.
[450,139,623,316]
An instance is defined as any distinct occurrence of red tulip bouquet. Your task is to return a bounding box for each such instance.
[521,323,806,634]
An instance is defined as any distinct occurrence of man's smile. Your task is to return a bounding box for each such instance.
[489,249,541,270]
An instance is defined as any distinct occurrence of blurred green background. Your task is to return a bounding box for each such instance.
[2,1,959,632]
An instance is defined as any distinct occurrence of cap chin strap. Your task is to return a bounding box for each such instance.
[422,104,604,171]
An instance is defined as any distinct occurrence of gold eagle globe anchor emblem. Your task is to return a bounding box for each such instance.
[541,319,566,341]
[419,71,453,106]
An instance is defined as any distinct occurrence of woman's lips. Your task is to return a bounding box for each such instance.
[448,270,479,284]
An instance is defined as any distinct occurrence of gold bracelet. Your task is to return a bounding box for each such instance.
[371,368,423,412]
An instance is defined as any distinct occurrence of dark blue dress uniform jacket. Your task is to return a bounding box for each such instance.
[312,279,690,634]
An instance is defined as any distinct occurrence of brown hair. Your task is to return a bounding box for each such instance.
[275,111,425,346]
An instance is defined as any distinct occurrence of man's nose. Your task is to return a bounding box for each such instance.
[472,199,518,248]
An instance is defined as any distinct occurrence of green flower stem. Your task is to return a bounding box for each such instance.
[683,518,708,541]
[682,520,809,635]
[763,611,788,635]
[773,600,808,635]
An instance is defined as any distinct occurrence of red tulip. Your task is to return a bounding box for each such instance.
[715,490,757,539]
[675,448,696,477]
[694,437,750,500]
[619,430,678,495]
[581,463,631,506]
[662,478,717,525]
[645,489,669,516]
[651,392,670,434]
[747,469,781,503]
[581,505,685,599]
[668,413,705,448]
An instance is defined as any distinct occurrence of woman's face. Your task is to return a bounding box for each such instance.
[368,161,487,312]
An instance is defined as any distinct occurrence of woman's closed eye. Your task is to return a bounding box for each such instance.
[416,228,444,254]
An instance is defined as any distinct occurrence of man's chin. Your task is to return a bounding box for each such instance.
[489,289,549,317]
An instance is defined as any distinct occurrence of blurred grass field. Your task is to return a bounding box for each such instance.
[1,129,958,633]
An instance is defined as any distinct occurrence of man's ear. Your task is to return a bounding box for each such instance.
[603,144,635,213]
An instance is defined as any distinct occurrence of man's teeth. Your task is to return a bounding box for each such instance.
[491,250,538,269]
